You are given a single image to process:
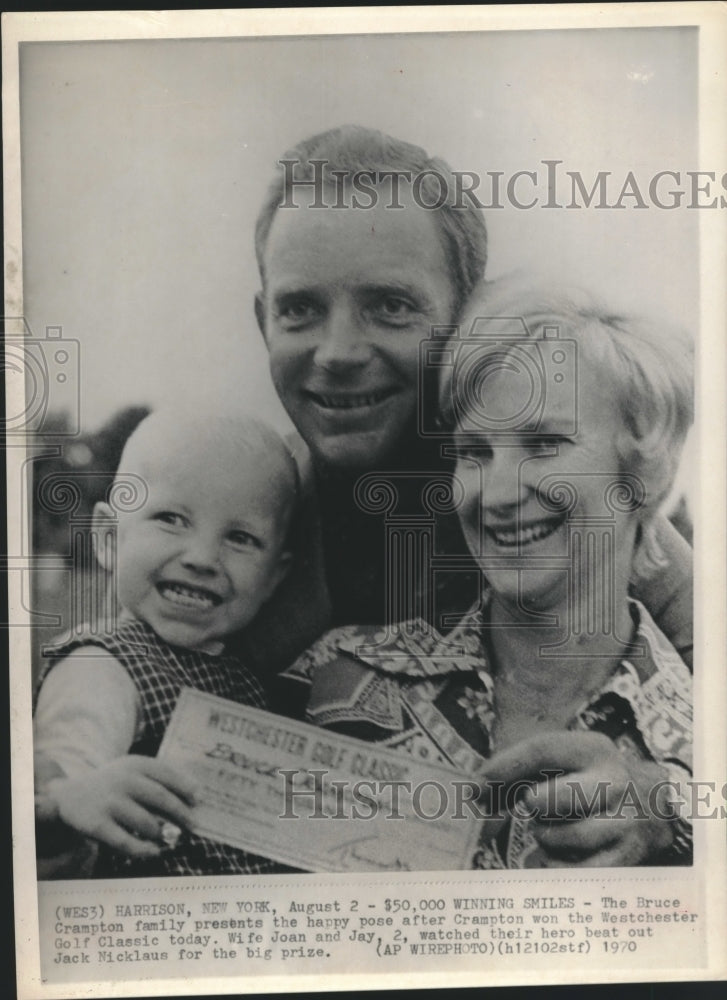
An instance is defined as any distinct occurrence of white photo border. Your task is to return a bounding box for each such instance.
[4,5,726,997]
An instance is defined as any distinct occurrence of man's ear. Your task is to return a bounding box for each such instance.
[254,291,267,342]
[91,501,116,571]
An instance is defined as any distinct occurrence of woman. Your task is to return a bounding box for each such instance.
[282,277,693,868]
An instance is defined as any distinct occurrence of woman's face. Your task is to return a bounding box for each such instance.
[454,340,641,612]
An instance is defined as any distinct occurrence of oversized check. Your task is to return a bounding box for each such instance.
[157,688,486,872]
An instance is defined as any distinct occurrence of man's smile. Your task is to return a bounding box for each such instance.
[304,388,400,411]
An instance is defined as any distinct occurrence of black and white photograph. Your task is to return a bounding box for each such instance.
[4,5,726,997]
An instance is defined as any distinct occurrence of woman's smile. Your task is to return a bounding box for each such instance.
[484,512,567,548]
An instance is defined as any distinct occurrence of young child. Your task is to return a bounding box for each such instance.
[34,409,297,878]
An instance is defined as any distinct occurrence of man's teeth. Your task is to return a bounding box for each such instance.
[159,583,218,608]
[488,519,563,547]
[313,391,392,409]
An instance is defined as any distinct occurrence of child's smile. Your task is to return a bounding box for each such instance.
[156,580,224,611]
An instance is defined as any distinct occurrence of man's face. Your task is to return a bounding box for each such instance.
[257,188,457,470]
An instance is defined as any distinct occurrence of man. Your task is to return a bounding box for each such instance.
[239,125,693,866]
[239,125,488,670]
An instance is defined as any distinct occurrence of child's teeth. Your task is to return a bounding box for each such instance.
[161,583,215,608]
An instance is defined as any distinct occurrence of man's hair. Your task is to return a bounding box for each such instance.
[255,124,488,315]
[444,276,694,572]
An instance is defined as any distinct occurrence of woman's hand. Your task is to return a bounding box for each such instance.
[485,732,677,866]
[46,756,198,859]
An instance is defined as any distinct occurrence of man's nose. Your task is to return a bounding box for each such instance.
[313,303,374,369]
[180,533,221,574]
[482,447,530,515]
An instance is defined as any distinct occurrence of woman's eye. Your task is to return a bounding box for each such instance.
[154,511,186,528]
[453,442,493,463]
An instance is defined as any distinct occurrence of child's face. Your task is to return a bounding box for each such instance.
[101,453,290,653]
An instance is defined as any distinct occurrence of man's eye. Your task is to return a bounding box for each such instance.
[276,298,321,329]
[370,295,416,325]
[227,530,261,550]
[154,511,186,528]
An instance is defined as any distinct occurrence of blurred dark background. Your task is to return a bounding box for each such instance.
[30,405,150,683]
